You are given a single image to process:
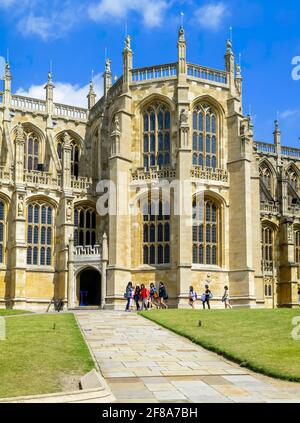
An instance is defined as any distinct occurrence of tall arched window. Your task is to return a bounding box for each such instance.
[192,197,219,265]
[25,132,39,171]
[74,206,96,246]
[261,225,274,271]
[57,136,80,177]
[192,104,217,169]
[143,103,171,170]
[286,166,298,192]
[27,202,53,266]
[260,164,272,193]
[0,200,5,263]
[295,229,300,264]
[142,200,170,265]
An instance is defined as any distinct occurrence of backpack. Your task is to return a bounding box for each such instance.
[208,292,213,300]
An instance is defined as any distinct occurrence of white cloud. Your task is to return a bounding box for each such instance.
[88,0,169,27]
[0,0,16,6]
[195,2,227,30]
[16,73,103,108]
[279,110,300,119]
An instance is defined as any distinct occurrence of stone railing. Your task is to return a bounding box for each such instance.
[23,170,61,187]
[131,166,176,181]
[71,175,93,191]
[74,245,101,256]
[11,94,47,112]
[187,63,228,85]
[254,142,276,154]
[0,166,13,183]
[260,202,280,213]
[53,103,87,120]
[107,76,123,100]
[131,63,177,82]
[281,146,300,158]
[191,166,229,183]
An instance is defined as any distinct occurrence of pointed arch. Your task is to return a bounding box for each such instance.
[284,162,300,206]
[259,159,277,201]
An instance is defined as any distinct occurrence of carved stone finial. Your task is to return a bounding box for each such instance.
[178,25,185,40]
[125,35,131,50]
[105,58,111,72]
[226,38,232,51]
[5,62,11,79]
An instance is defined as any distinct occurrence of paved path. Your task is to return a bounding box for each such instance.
[75,310,300,403]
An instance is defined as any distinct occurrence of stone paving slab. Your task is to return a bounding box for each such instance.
[75,310,300,403]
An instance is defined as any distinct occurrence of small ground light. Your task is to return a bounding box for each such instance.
[198,320,202,327]
[53,323,56,330]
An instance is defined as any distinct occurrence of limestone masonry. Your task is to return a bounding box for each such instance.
[0,28,299,310]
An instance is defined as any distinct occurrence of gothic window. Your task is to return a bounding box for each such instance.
[142,200,170,265]
[259,162,275,201]
[295,229,300,263]
[192,104,217,169]
[286,166,299,206]
[193,197,219,265]
[143,103,171,170]
[27,202,53,266]
[264,283,272,297]
[57,136,79,177]
[74,206,96,247]
[25,132,39,171]
[0,200,5,263]
[261,225,274,270]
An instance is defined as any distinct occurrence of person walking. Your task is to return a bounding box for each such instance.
[222,285,232,309]
[149,283,158,308]
[158,282,168,309]
[188,286,197,309]
[124,281,133,311]
[202,284,212,309]
[134,285,141,311]
[140,284,149,311]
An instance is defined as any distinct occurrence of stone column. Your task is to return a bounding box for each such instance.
[67,236,75,309]
[101,232,108,309]
[278,219,299,307]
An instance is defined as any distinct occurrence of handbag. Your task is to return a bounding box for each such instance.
[201,294,206,302]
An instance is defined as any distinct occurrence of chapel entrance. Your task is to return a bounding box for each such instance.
[78,268,101,306]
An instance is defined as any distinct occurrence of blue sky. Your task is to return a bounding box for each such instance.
[1,0,300,147]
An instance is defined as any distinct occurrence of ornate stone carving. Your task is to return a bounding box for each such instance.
[66,200,72,222]
[15,123,25,144]
[17,194,24,217]
[113,114,120,133]
[180,109,188,126]
[288,223,294,243]
[63,132,72,148]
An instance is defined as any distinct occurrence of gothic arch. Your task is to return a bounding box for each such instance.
[137,93,175,113]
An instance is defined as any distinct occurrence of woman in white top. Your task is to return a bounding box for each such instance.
[188,286,197,309]
[222,285,232,309]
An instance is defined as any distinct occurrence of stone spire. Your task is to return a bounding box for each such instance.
[122,34,133,91]
[224,39,235,92]
[3,61,12,108]
[44,70,54,125]
[103,58,112,98]
[274,119,281,148]
[87,79,96,109]
[177,25,186,80]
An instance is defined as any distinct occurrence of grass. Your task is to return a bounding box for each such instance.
[0,313,94,398]
[0,309,32,316]
[140,309,300,382]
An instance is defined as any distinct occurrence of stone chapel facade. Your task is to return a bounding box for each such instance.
[0,27,299,310]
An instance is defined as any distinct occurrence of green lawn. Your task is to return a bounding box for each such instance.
[0,313,94,398]
[140,309,300,382]
[0,309,32,316]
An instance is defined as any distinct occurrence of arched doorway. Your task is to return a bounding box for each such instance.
[77,268,101,306]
